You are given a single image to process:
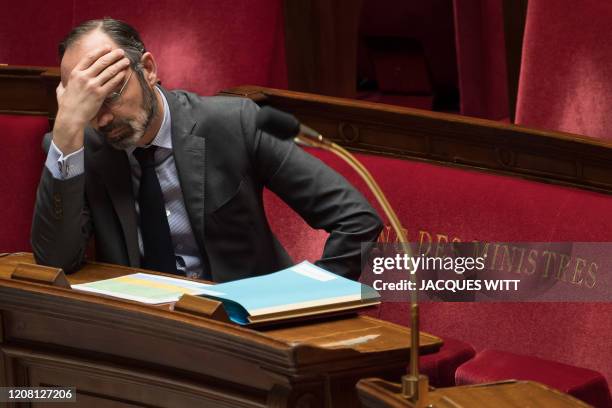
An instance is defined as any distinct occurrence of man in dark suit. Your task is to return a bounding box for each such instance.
[31,18,382,282]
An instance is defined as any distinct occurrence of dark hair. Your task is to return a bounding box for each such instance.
[58,18,146,66]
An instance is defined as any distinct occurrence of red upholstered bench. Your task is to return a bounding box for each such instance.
[456,349,612,408]
[0,114,48,253]
[264,154,478,390]
[420,337,475,388]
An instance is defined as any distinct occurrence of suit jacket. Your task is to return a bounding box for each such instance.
[31,88,383,282]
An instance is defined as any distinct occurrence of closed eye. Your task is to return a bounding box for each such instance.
[104,92,121,104]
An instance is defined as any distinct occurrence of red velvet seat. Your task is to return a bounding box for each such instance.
[0,115,48,253]
[73,0,287,96]
[420,337,475,388]
[265,148,612,387]
[456,350,612,408]
[516,0,612,140]
[263,155,477,389]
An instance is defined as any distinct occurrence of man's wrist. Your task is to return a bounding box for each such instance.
[52,111,86,155]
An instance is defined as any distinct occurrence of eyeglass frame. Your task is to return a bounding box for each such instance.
[102,68,133,108]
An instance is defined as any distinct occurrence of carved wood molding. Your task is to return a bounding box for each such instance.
[220,86,612,195]
[0,66,59,125]
[0,275,435,377]
[0,253,442,407]
[3,345,267,407]
[0,284,293,371]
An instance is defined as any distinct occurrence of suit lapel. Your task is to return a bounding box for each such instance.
[162,89,207,256]
[87,89,206,269]
[89,142,141,266]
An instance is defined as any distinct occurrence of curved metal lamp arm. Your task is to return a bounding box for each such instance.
[295,134,429,406]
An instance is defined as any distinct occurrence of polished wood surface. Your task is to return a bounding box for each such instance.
[0,65,59,124]
[357,378,591,408]
[220,85,612,195]
[0,253,441,407]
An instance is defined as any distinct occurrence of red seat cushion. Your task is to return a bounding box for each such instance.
[456,349,612,408]
[420,337,475,388]
[0,115,48,253]
[263,148,612,387]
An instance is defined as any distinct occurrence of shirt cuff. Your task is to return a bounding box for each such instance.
[45,141,85,180]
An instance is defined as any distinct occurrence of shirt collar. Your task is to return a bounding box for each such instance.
[126,86,172,155]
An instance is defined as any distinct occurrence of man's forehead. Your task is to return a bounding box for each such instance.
[60,30,119,81]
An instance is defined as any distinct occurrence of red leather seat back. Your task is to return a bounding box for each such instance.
[516,0,612,139]
[0,115,48,252]
[73,0,287,95]
[1,1,287,95]
[264,147,612,384]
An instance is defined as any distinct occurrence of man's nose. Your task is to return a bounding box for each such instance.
[96,110,114,128]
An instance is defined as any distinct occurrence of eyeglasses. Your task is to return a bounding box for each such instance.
[103,69,133,108]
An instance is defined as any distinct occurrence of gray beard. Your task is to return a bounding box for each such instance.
[103,83,159,150]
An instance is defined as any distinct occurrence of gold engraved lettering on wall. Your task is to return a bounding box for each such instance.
[525,249,538,275]
[499,245,513,273]
[571,257,586,285]
[377,225,409,244]
[434,234,448,258]
[412,229,600,290]
[541,251,556,279]
[418,230,432,256]
[585,263,597,289]
[556,253,571,282]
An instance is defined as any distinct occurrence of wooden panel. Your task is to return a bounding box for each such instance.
[220,85,612,195]
[0,253,442,408]
[357,378,590,408]
[0,65,59,131]
[4,346,266,408]
[0,66,48,115]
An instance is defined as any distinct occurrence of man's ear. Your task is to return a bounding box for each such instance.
[140,52,158,87]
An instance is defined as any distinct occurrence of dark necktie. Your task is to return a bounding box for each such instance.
[133,146,176,273]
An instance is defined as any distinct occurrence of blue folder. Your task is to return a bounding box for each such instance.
[197,261,380,325]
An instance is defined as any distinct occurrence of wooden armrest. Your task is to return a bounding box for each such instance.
[173,294,231,323]
[11,262,71,288]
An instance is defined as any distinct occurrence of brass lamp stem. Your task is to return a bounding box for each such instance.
[295,134,428,406]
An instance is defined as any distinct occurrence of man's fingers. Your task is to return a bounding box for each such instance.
[99,69,127,94]
[84,48,126,77]
[96,57,131,87]
[56,82,65,98]
[74,45,112,71]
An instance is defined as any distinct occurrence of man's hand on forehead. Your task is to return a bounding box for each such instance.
[52,44,132,155]
[73,45,131,90]
[59,45,131,120]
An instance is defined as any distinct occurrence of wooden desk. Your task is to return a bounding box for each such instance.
[357,378,590,408]
[0,253,441,407]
